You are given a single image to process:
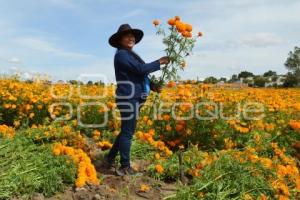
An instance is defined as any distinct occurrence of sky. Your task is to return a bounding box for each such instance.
[0,0,299,83]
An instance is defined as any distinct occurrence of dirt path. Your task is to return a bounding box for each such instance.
[41,159,177,200]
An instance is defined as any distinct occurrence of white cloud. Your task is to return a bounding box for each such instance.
[8,57,21,64]
[239,33,283,47]
[12,37,94,59]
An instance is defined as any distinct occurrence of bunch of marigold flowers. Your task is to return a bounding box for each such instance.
[150,16,203,88]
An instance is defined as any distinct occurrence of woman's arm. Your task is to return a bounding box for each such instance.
[115,50,160,75]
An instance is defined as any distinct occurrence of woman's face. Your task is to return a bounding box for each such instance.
[119,33,135,50]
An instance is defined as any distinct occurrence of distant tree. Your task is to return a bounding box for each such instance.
[285,46,300,73]
[25,79,33,84]
[254,76,269,87]
[238,71,255,79]
[229,74,239,82]
[283,72,298,87]
[263,70,277,77]
[219,77,227,82]
[94,81,104,86]
[271,76,278,82]
[204,76,218,84]
[68,80,78,85]
[285,46,300,85]
[87,80,93,85]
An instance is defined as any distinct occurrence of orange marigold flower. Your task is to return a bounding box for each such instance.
[186,32,192,38]
[75,176,86,188]
[289,120,300,130]
[182,31,189,38]
[295,103,300,111]
[153,19,160,26]
[149,129,155,136]
[53,148,61,156]
[168,141,176,147]
[155,164,164,173]
[175,124,184,132]
[185,24,193,32]
[175,21,185,33]
[168,18,176,26]
[259,194,268,200]
[165,124,172,132]
[163,114,171,121]
[167,81,176,87]
[174,16,180,21]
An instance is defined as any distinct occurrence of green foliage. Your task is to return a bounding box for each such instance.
[172,152,275,200]
[238,71,255,79]
[263,70,277,77]
[229,74,239,82]
[130,139,157,160]
[254,76,269,87]
[147,151,179,181]
[203,76,218,84]
[150,25,197,87]
[0,134,76,199]
[285,46,300,86]
[283,72,299,87]
[285,46,300,72]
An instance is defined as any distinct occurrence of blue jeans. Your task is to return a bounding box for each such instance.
[107,97,145,167]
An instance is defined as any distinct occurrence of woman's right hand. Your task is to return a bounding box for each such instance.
[159,56,170,65]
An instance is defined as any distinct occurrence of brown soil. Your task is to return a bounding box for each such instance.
[41,159,177,200]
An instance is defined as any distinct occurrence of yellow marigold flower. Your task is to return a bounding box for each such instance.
[29,112,35,118]
[147,119,153,126]
[139,184,150,192]
[75,176,86,188]
[154,153,160,160]
[143,116,149,122]
[93,130,101,137]
[295,103,300,111]
[165,148,173,156]
[13,120,20,127]
[259,158,273,169]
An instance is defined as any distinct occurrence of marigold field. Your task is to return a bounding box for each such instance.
[1,76,300,199]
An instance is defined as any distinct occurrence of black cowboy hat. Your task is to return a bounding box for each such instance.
[108,24,144,48]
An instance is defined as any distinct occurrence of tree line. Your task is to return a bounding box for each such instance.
[201,46,300,88]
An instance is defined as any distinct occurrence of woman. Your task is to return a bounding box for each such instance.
[103,24,170,176]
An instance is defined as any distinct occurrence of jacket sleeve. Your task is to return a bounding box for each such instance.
[115,50,161,75]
